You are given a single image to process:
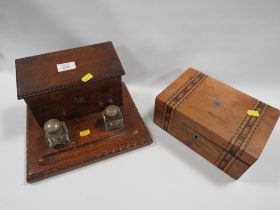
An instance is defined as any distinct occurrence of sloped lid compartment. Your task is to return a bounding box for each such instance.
[16,41,125,99]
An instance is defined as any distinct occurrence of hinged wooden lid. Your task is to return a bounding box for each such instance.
[16,42,125,99]
[156,68,280,166]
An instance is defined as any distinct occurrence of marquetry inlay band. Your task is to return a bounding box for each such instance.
[161,72,208,132]
[215,99,269,171]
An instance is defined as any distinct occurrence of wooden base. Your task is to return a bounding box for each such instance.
[26,83,152,183]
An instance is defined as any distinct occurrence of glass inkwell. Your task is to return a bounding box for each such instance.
[103,105,124,131]
[43,119,70,148]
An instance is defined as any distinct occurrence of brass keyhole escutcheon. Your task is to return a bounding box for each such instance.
[192,133,201,141]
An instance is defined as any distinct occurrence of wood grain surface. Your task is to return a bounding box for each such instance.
[16,42,124,126]
[26,83,152,183]
[154,68,279,179]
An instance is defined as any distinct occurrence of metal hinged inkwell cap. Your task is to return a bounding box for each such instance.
[44,119,70,148]
[103,105,124,131]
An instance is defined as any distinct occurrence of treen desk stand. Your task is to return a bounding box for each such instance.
[16,42,152,183]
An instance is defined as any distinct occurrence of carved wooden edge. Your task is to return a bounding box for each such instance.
[19,72,123,99]
[26,84,152,183]
[28,137,151,183]
[39,130,131,165]
[160,72,208,132]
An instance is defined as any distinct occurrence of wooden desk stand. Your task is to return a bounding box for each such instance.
[26,83,152,183]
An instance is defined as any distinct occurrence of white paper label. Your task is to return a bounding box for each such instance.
[57,61,76,72]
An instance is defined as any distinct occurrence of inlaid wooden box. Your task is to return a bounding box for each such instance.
[154,68,279,179]
[16,41,124,127]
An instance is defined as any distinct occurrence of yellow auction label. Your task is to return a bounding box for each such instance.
[81,73,93,82]
[79,129,91,137]
[247,110,260,117]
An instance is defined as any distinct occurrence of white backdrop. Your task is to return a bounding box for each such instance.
[0,1,280,210]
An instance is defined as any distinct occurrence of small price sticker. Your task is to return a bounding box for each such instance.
[81,73,94,82]
[79,129,91,137]
[247,110,260,117]
[57,61,76,72]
